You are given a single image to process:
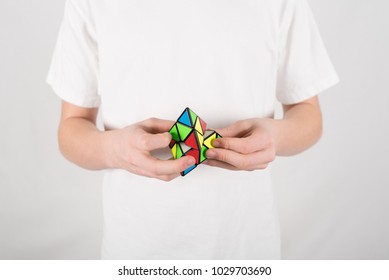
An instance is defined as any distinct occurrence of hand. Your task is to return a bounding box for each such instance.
[106,118,196,181]
[205,118,278,171]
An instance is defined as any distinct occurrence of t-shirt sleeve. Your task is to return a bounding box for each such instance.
[276,0,339,105]
[46,0,100,108]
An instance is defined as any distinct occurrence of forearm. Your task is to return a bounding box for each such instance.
[58,101,191,181]
[205,97,323,170]
[58,117,114,170]
[272,100,323,156]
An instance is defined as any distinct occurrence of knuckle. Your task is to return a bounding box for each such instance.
[149,164,160,176]
[236,120,251,131]
[219,152,229,163]
[164,132,172,141]
[222,140,230,150]
[142,117,158,128]
[159,175,172,182]
[258,163,269,170]
[146,117,157,125]
[139,134,152,150]
[268,151,276,162]
[154,167,163,177]
[240,160,253,171]
[240,144,251,154]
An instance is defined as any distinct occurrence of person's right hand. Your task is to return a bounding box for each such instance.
[105,118,196,181]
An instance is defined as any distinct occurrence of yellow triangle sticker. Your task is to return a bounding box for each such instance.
[195,118,203,134]
[171,143,177,159]
[196,131,204,147]
[204,133,217,149]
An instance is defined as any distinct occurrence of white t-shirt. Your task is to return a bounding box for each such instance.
[47,0,339,259]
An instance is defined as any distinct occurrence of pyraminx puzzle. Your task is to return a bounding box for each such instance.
[169,107,222,176]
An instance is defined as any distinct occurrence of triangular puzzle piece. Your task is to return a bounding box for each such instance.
[196,131,204,148]
[171,143,177,159]
[186,149,200,165]
[188,108,198,126]
[194,117,203,134]
[203,131,218,149]
[200,145,208,163]
[182,164,197,176]
[179,142,192,154]
[178,109,191,126]
[176,122,192,141]
[168,108,222,176]
[185,131,199,150]
[169,139,176,149]
[176,143,183,159]
[200,118,207,133]
[169,125,180,142]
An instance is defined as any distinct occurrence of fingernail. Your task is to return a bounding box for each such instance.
[206,150,216,158]
[187,157,196,166]
[212,139,220,148]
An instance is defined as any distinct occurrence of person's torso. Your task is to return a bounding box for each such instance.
[92,0,280,128]
[89,0,281,259]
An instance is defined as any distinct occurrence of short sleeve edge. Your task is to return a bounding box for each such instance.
[46,76,101,108]
[277,74,340,105]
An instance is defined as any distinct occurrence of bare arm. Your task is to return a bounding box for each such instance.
[274,95,322,156]
[205,96,323,170]
[58,101,108,170]
[58,101,195,180]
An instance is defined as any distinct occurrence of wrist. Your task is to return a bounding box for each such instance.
[100,129,120,169]
[261,118,285,156]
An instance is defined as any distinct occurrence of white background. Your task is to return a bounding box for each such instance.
[0,0,388,259]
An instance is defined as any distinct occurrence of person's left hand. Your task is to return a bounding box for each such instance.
[205,118,279,171]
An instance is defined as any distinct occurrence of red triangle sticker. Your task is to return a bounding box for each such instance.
[200,118,207,133]
[169,139,176,148]
[186,149,200,164]
[185,131,198,149]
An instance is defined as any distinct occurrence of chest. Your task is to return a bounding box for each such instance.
[94,1,279,128]
[97,0,277,64]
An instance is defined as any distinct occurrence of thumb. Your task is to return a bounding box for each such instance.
[142,118,175,134]
[139,132,172,151]
[215,121,248,138]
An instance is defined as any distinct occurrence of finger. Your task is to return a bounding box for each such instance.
[138,132,172,151]
[216,120,253,138]
[203,160,239,171]
[142,118,175,133]
[139,155,196,176]
[155,173,181,182]
[206,148,273,171]
[212,136,261,154]
[128,166,180,182]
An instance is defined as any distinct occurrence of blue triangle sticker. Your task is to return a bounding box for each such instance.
[178,109,191,126]
[182,165,196,176]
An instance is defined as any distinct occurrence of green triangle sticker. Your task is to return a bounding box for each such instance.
[200,145,208,163]
[177,123,192,141]
[169,125,180,142]
[189,109,198,126]
[176,143,183,159]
